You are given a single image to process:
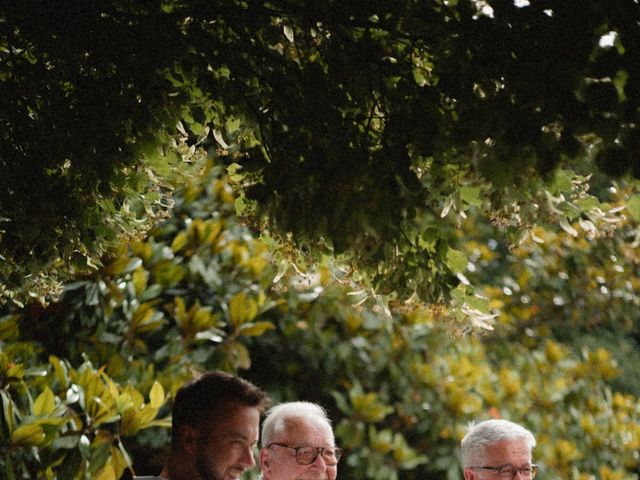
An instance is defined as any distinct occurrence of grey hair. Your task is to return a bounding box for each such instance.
[460,419,536,468]
[261,401,333,448]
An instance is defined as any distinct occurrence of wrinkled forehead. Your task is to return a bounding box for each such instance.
[274,417,334,444]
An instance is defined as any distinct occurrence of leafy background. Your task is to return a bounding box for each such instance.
[2,2,640,479]
[2,163,639,480]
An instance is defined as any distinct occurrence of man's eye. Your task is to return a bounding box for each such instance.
[298,448,315,459]
[499,468,514,476]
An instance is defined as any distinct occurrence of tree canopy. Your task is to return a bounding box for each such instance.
[2,0,640,305]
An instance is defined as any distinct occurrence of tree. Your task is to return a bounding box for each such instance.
[2,0,640,305]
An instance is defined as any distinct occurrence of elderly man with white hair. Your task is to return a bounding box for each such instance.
[460,419,538,480]
[258,401,342,480]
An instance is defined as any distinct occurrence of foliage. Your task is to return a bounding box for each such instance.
[2,167,639,479]
[3,3,640,479]
[0,164,282,478]
[462,174,640,395]
[229,0,640,304]
[0,1,219,305]
[3,0,640,304]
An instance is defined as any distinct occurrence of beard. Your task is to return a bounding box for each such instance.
[195,450,224,480]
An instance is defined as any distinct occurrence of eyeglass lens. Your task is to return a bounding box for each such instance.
[296,446,342,465]
[499,464,537,479]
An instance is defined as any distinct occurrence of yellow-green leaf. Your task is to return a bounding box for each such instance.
[120,409,142,437]
[111,446,128,479]
[445,248,467,274]
[33,387,56,416]
[131,267,148,295]
[459,185,482,206]
[238,321,275,337]
[11,423,45,446]
[49,355,69,389]
[171,231,189,252]
[131,303,154,329]
[627,194,640,221]
[224,342,251,370]
[1,390,15,434]
[122,385,144,407]
[149,381,165,410]
[0,314,20,341]
[95,464,117,480]
[104,256,130,276]
[6,363,24,380]
[229,292,258,326]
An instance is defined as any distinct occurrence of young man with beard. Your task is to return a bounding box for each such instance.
[134,370,269,480]
[258,402,342,480]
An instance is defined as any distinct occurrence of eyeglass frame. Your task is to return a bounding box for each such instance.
[468,463,539,479]
[267,442,343,466]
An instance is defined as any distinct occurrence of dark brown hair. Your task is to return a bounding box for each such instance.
[171,370,269,445]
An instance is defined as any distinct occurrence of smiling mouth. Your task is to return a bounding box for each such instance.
[225,467,246,479]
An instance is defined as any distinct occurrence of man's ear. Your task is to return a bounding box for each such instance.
[177,424,201,455]
[463,468,475,480]
[259,447,271,472]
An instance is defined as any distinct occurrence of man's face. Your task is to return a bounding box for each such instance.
[195,403,261,480]
[259,419,338,480]
[464,439,532,480]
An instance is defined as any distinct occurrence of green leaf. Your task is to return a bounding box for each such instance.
[445,248,467,274]
[459,185,482,207]
[89,440,113,475]
[235,196,247,216]
[0,314,20,341]
[551,170,574,194]
[1,390,15,434]
[575,196,600,211]
[626,194,640,221]
[331,391,352,415]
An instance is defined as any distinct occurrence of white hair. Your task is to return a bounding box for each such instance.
[460,419,536,468]
[261,401,333,447]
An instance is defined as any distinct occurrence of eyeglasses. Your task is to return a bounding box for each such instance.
[469,464,538,479]
[267,442,343,466]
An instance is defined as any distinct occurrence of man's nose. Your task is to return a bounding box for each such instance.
[309,452,328,471]
[240,444,256,468]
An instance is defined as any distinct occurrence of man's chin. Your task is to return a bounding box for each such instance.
[224,467,247,480]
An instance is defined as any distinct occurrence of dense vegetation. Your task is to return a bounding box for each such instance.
[2,0,640,304]
[1,167,638,480]
[2,2,640,479]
